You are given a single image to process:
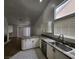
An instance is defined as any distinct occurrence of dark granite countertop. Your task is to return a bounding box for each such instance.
[41,33,75,48]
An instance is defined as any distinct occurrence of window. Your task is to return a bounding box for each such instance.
[23,27,30,36]
[55,0,69,14]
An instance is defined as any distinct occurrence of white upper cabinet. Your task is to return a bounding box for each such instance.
[55,0,75,20]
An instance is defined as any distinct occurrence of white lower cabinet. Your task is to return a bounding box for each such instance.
[21,39,32,50]
[47,44,71,59]
[55,49,71,59]
[47,44,55,59]
[31,38,40,47]
[21,37,39,50]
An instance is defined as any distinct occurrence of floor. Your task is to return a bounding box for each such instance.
[10,48,46,59]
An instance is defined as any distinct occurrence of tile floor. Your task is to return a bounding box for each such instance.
[10,48,46,59]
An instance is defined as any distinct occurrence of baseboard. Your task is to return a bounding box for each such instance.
[21,47,40,51]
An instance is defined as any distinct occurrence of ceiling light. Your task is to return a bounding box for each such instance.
[40,0,43,2]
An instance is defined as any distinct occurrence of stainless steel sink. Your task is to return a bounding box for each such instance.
[51,42,72,52]
[70,50,75,56]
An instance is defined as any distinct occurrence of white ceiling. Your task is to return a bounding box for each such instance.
[5,0,50,25]
[4,0,64,25]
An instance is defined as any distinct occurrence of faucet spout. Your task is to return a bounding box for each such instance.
[58,34,64,43]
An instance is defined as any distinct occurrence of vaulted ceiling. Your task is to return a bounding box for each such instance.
[4,0,64,25]
[5,0,50,25]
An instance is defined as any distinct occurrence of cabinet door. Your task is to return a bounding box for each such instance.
[39,39,42,48]
[21,38,40,50]
[55,49,71,59]
[21,39,33,50]
[31,38,40,48]
[47,44,55,59]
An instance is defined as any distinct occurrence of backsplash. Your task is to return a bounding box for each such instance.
[54,16,75,39]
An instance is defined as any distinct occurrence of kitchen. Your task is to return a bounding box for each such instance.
[4,0,75,59]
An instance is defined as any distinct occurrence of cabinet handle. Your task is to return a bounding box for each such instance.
[53,48,55,52]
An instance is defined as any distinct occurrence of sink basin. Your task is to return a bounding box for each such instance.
[51,42,72,52]
[70,51,75,55]
[70,50,75,56]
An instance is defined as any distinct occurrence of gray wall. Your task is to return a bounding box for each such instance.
[32,1,55,35]
[54,16,75,39]
[8,25,13,33]
[4,17,8,35]
[4,17,9,41]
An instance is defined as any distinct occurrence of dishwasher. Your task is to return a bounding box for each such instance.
[41,40,47,57]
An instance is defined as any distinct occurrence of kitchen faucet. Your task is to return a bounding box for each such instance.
[58,34,65,43]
